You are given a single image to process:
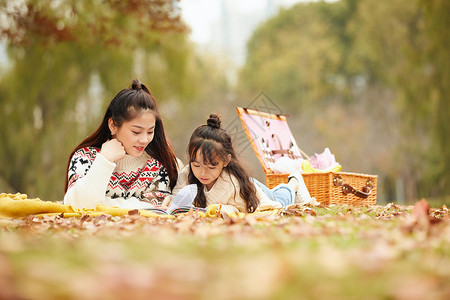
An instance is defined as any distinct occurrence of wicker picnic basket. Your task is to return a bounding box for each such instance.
[266,171,377,206]
[237,107,377,206]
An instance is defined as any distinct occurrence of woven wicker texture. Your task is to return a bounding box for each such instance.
[266,172,377,206]
[237,107,377,206]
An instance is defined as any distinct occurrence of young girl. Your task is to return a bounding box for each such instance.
[64,79,178,209]
[168,114,312,214]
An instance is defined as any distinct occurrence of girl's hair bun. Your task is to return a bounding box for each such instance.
[132,79,143,90]
[207,114,221,129]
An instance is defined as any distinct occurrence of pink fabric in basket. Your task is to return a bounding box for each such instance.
[309,148,340,171]
[241,113,302,171]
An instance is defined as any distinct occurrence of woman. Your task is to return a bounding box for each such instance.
[64,79,178,209]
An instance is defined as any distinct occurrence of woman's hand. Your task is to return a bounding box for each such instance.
[100,138,126,162]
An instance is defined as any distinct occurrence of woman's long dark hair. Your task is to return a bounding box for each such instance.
[64,79,178,192]
[187,114,259,213]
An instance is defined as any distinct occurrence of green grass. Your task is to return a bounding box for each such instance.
[0,205,449,300]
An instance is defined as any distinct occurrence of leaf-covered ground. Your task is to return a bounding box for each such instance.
[1,201,449,300]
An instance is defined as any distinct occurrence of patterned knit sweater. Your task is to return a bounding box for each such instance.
[64,147,171,209]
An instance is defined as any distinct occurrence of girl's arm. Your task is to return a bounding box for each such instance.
[64,150,115,209]
[218,204,240,214]
[204,173,247,212]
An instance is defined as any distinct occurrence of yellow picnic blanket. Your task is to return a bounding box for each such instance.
[0,193,172,219]
[0,193,280,219]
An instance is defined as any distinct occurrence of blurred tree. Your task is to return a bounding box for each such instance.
[1,0,186,47]
[418,0,450,196]
[239,1,346,110]
[238,0,449,201]
[163,52,232,163]
[349,0,450,199]
[238,0,397,176]
[0,0,196,200]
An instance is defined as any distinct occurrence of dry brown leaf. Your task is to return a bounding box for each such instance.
[412,199,430,221]
[0,253,17,300]
[80,214,90,228]
[128,209,140,216]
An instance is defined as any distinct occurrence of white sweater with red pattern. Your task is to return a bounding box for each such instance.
[64,147,171,209]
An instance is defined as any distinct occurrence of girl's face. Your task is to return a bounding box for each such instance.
[191,149,229,191]
[109,110,156,157]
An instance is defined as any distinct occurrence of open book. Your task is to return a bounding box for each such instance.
[142,184,202,215]
[140,206,206,215]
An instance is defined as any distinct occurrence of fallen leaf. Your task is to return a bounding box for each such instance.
[0,254,16,300]
[128,209,140,216]
[412,199,430,222]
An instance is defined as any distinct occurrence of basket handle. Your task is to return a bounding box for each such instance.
[270,134,299,159]
[333,175,374,199]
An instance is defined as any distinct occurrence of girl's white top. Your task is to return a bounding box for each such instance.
[167,165,282,213]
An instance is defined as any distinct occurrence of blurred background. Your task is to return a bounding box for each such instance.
[0,0,448,205]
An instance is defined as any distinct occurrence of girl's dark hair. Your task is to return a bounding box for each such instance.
[187,114,259,213]
[64,79,178,192]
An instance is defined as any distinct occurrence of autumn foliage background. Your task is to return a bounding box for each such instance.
[0,1,449,299]
[0,0,449,205]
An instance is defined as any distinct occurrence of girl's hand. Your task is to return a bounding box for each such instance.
[220,204,240,215]
[100,138,126,162]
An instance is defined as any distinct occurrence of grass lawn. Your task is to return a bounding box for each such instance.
[1,202,449,300]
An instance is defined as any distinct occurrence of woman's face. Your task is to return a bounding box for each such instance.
[110,110,156,157]
[190,149,229,191]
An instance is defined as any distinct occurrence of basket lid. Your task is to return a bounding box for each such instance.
[236,107,304,174]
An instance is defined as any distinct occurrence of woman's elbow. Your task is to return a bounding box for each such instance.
[64,189,98,209]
